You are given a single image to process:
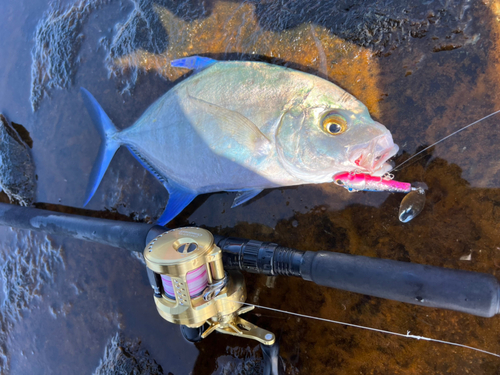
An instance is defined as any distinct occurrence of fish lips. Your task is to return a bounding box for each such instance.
[369,143,399,176]
[345,139,399,177]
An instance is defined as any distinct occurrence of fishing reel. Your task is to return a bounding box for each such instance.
[143,227,275,346]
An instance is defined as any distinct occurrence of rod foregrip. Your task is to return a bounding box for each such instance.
[300,251,500,317]
[217,237,304,276]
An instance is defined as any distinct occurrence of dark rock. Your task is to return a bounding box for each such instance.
[0,114,36,206]
[94,333,164,375]
[30,0,108,111]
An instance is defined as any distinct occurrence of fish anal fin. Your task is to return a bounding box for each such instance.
[126,146,167,184]
[231,189,263,208]
[125,146,196,225]
[186,93,271,155]
[171,56,217,71]
[157,187,197,225]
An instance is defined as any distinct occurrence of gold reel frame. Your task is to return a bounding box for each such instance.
[144,227,275,345]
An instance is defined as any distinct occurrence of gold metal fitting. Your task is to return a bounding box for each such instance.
[144,227,275,345]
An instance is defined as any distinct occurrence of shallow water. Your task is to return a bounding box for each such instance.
[1,0,500,373]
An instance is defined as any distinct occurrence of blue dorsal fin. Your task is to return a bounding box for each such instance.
[171,56,218,71]
[125,146,197,225]
[231,189,263,208]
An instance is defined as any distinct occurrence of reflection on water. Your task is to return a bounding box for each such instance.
[0,0,499,373]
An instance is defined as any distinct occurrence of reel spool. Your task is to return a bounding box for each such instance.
[144,227,275,345]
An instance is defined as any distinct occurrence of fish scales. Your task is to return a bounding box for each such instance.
[81,57,398,224]
[119,62,317,191]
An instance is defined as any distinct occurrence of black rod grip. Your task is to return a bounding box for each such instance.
[300,251,500,317]
[0,203,164,253]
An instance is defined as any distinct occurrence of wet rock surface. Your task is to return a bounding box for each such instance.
[94,333,164,375]
[213,346,264,375]
[100,0,475,95]
[0,230,64,372]
[30,0,108,110]
[0,114,36,206]
[100,0,169,93]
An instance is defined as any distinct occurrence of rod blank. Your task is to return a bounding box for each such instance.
[0,203,164,253]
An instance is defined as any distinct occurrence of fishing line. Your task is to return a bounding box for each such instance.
[230,300,500,359]
[391,109,500,172]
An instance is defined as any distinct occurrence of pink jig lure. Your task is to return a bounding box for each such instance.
[333,172,412,193]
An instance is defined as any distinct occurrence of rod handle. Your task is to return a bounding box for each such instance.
[301,251,500,317]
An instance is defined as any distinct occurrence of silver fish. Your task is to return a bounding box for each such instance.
[0,114,36,206]
[81,56,399,224]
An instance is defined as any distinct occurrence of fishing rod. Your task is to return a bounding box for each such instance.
[0,202,499,372]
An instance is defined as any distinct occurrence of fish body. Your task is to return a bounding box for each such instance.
[0,114,36,206]
[82,57,398,224]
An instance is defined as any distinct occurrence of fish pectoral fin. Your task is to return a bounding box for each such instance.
[186,93,272,155]
[156,186,197,226]
[231,189,263,208]
[171,56,217,71]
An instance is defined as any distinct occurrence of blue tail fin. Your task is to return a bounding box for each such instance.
[80,88,121,206]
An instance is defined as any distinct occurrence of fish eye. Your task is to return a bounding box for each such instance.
[322,113,347,135]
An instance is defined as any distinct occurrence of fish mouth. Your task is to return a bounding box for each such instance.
[346,134,399,177]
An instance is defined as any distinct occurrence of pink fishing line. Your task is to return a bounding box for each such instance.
[161,265,208,299]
